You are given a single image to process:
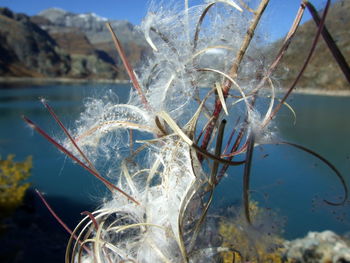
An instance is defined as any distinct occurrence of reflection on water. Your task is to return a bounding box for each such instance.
[0,83,349,239]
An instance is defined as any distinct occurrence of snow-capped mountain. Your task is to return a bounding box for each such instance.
[37,8,143,45]
[31,7,150,79]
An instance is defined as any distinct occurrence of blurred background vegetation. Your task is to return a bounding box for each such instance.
[0,155,32,219]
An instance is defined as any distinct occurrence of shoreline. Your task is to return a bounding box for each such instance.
[1,77,349,97]
[0,76,130,84]
[291,87,350,97]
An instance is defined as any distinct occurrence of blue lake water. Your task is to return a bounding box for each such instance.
[0,82,349,239]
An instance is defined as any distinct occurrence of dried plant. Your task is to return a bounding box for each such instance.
[24,0,349,262]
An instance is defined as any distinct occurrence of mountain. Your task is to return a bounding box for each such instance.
[0,3,348,87]
[32,8,149,79]
[36,8,143,45]
[270,0,350,90]
[0,7,148,80]
[0,7,70,77]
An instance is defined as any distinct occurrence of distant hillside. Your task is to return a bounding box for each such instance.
[0,7,148,80]
[32,8,149,79]
[36,8,144,45]
[0,3,348,88]
[0,8,69,77]
[271,0,350,90]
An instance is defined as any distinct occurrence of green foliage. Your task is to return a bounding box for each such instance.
[0,155,32,217]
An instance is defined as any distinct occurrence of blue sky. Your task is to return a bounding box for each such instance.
[1,0,328,40]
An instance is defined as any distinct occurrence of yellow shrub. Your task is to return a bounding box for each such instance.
[219,201,285,263]
[0,155,32,216]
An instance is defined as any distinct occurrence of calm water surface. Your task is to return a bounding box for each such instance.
[0,82,349,239]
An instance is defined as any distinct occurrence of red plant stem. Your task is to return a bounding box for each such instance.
[42,100,97,172]
[81,211,99,230]
[253,2,306,95]
[222,140,248,158]
[129,129,134,154]
[36,189,91,255]
[106,23,150,110]
[198,98,225,162]
[217,127,246,183]
[222,117,240,155]
[264,0,331,127]
[199,0,269,160]
[23,116,140,206]
[35,189,76,237]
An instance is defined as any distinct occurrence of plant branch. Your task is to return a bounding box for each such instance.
[199,0,270,158]
[226,0,270,81]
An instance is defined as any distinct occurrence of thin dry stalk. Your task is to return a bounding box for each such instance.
[238,0,255,13]
[264,0,331,127]
[200,0,270,155]
[227,0,270,80]
[252,1,307,95]
[278,141,348,205]
[42,100,98,173]
[106,23,150,109]
[242,133,255,224]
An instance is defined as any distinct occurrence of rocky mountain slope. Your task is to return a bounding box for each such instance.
[0,7,148,80]
[36,8,144,46]
[0,8,69,77]
[32,8,149,79]
[270,0,350,90]
[0,3,348,88]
